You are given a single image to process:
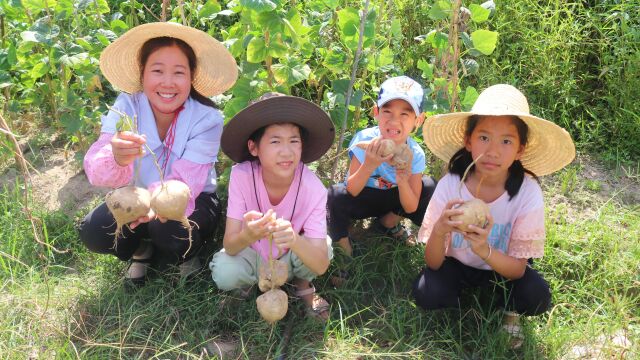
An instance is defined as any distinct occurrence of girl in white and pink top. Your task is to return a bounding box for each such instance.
[210,92,335,321]
[416,84,575,348]
[78,22,237,286]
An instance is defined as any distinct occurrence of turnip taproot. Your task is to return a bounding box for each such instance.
[258,259,288,292]
[150,180,193,255]
[355,139,412,170]
[105,186,151,240]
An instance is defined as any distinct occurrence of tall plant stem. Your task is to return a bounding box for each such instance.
[330,0,370,181]
[161,0,170,21]
[448,0,462,111]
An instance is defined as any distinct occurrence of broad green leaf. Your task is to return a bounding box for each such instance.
[332,79,350,96]
[256,11,283,33]
[7,44,17,66]
[199,0,222,18]
[30,62,50,79]
[428,1,451,20]
[417,59,433,80]
[323,50,347,74]
[350,89,364,107]
[240,0,277,13]
[426,30,448,50]
[285,8,308,36]
[471,29,498,55]
[282,18,300,46]
[60,111,82,133]
[469,4,490,23]
[272,61,310,86]
[337,8,359,37]
[110,19,129,34]
[390,18,403,41]
[461,86,479,110]
[370,46,393,70]
[61,52,89,68]
[322,0,339,7]
[224,97,250,119]
[268,35,288,58]
[246,36,267,63]
[0,72,12,89]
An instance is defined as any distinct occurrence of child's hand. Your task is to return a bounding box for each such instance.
[129,208,156,229]
[464,214,494,259]
[269,218,298,252]
[111,131,146,166]
[394,150,413,185]
[432,199,466,238]
[243,209,276,243]
[363,137,394,170]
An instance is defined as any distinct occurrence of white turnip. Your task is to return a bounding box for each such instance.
[150,180,193,254]
[105,186,151,240]
[355,139,412,170]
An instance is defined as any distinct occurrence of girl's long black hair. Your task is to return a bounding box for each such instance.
[139,37,217,109]
[448,115,539,200]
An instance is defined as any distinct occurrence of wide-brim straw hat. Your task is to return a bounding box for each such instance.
[99,22,237,97]
[423,84,575,176]
[221,93,335,163]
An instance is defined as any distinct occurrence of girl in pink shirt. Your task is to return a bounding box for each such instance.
[210,92,335,321]
[78,22,237,286]
[415,84,575,348]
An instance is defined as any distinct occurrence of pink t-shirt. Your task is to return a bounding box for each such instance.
[226,161,328,261]
[418,173,545,270]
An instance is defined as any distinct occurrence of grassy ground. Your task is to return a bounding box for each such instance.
[1,160,639,359]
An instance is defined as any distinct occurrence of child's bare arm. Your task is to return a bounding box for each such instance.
[270,219,329,275]
[465,220,528,279]
[397,172,422,213]
[223,209,275,255]
[424,199,465,269]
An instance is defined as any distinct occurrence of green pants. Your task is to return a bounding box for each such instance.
[210,237,333,291]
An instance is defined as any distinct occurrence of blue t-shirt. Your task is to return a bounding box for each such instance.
[346,126,426,189]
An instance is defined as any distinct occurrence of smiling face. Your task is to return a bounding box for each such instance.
[464,115,526,179]
[141,44,192,122]
[375,99,422,145]
[248,123,303,181]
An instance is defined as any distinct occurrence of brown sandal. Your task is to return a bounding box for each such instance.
[295,284,330,321]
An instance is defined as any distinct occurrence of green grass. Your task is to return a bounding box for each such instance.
[1,166,639,359]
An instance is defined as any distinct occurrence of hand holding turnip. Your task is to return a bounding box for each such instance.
[463,213,494,258]
[355,138,412,170]
[111,131,146,166]
[243,209,276,244]
[269,218,298,252]
[106,186,152,241]
[449,154,491,233]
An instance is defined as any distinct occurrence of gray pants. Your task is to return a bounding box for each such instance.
[210,237,333,291]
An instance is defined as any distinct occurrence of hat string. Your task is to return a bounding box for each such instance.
[159,105,185,176]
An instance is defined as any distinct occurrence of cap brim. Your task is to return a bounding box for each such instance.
[221,96,335,163]
[378,95,421,116]
[99,22,237,97]
[423,112,575,176]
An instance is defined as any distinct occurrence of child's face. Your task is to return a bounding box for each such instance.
[375,99,421,144]
[465,115,525,178]
[142,45,192,119]
[248,123,302,179]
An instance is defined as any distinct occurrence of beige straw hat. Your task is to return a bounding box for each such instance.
[99,22,237,97]
[422,84,575,176]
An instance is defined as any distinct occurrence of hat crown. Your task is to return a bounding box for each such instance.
[377,75,424,115]
[471,84,530,115]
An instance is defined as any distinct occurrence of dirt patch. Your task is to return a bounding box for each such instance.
[1,145,107,216]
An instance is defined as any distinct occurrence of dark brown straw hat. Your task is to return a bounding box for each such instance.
[221,93,335,163]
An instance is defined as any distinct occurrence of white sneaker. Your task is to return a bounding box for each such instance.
[179,257,201,278]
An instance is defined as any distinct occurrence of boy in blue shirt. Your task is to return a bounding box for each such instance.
[328,76,436,257]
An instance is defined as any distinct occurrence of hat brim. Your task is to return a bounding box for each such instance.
[99,22,237,97]
[423,112,575,176]
[221,96,335,163]
[378,95,421,116]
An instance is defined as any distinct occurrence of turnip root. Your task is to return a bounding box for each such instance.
[258,259,288,292]
[450,153,491,232]
[256,288,288,324]
[355,139,412,170]
[106,186,151,240]
[451,198,490,232]
[150,180,193,254]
